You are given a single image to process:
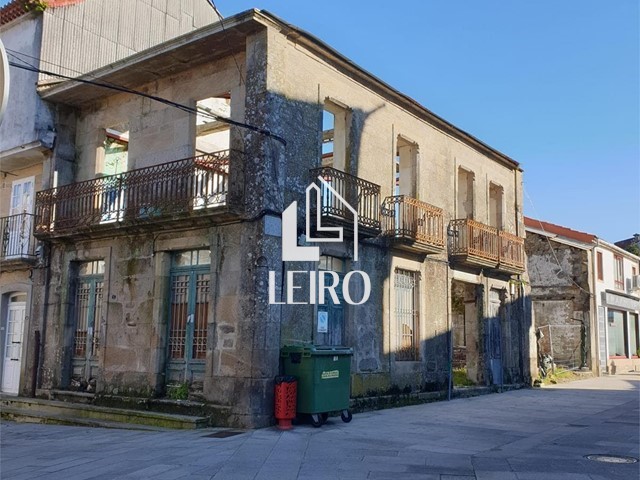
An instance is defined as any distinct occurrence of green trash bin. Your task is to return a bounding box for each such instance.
[281,345,353,427]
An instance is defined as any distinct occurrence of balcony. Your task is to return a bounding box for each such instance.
[381,195,445,254]
[310,167,381,236]
[448,219,525,273]
[0,213,37,267]
[498,230,526,273]
[35,151,233,238]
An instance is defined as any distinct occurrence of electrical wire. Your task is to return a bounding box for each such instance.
[8,49,226,135]
[7,59,286,146]
[205,0,245,86]
[524,187,592,296]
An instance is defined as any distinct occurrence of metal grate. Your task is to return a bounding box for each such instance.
[394,269,419,361]
[381,195,444,248]
[0,213,36,260]
[35,151,231,236]
[192,274,210,360]
[169,275,189,360]
[73,273,103,359]
[310,166,381,231]
[202,430,245,438]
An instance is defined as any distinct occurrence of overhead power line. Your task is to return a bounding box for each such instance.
[205,0,245,86]
[7,59,286,146]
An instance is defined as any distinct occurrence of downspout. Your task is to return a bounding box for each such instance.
[447,262,452,400]
[588,242,599,374]
[35,241,52,392]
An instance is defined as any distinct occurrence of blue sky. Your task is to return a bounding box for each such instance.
[2,1,638,241]
[226,0,639,242]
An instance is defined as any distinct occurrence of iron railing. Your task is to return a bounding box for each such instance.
[449,218,525,271]
[381,195,445,250]
[35,151,230,236]
[310,166,381,231]
[498,230,525,272]
[0,213,37,260]
[448,218,499,265]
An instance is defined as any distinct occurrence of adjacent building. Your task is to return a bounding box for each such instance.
[525,217,640,374]
[0,0,218,396]
[4,7,535,427]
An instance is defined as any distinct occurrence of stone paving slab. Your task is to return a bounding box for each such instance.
[1,375,639,479]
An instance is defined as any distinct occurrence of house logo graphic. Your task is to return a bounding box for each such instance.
[268,176,371,305]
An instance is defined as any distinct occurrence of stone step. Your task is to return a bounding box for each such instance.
[0,396,209,429]
[1,407,165,431]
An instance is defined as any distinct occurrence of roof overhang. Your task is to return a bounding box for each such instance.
[525,226,594,251]
[38,9,264,106]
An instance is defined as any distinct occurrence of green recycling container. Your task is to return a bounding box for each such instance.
[281,345,353,416]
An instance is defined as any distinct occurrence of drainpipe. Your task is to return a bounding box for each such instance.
[588,242,598,374]
[35,241,52,393]
[447,263,452,401]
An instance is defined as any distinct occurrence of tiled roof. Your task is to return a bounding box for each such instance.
[524,216,597,244]
[1,0,84,26]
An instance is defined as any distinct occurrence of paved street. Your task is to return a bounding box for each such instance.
[1,376,638,480]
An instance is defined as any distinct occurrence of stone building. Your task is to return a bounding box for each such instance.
[0,0,218,396]
[15,9,533,427]
[525,217,640,374]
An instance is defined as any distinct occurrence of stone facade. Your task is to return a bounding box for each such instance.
[525,230,592,369]
[19,10,533,427]
[0,0,222,397]
[525,218,640,376]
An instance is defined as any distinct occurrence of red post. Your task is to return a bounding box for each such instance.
[274,375,297,430]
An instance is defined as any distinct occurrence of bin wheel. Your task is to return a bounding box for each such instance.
[310,414,322,428]
[341,410,352,423]
[320,412,329,424]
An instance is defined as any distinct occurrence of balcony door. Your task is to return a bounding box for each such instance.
[6,177,34,258]
[100,131,128,223]
[166,250,210,387]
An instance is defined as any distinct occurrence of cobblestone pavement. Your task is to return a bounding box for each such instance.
[1,375,638,480]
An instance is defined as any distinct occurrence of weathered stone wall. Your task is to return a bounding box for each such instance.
[526,231,592,369]
[31,18,532,427]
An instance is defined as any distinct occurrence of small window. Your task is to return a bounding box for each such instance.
[174,250,211,267]
[597,252,603,281]
[318,255,345,272]
[614,255,624,290]
[78,260,105,276]
[394,269,420,361]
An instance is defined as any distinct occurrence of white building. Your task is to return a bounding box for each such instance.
[593,240,640,373]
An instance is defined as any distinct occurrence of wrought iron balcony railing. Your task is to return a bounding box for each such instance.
[35,151,230,237]
[448,218,525,273]
[310,166,381,233]
[448,218,499,268]
[498,230,525,272]
[381,195,445,254]
[0,213,37,261]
